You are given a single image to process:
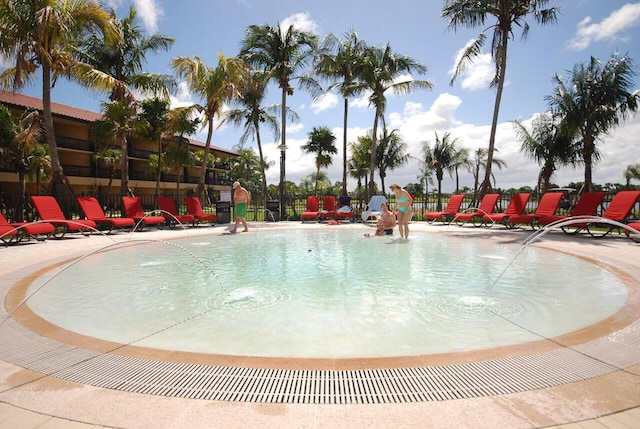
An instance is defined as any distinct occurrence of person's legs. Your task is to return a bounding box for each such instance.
[241,217,248,232]
[231,216,240,233]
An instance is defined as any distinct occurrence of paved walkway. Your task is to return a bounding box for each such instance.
[1,222,639,428]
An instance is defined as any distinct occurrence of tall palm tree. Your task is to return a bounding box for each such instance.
[471,147,507,205]
[74,5,175,104]
[240,23,318,218]
[314,30,368,194]
[442,0,559,195]
[376,127,409,192]
[224,69,283,201]
[422,132,460,210]
[547,53,639,193]
[93,147,121,194]
[348,138,370,204]
[0,0,116,196]
[0,105,43,221]
[171,54,248,202]
[359,44,432,198]
[513,113,577,194]
[301,126,337,195]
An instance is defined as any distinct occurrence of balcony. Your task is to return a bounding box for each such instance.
[57,136,94,152]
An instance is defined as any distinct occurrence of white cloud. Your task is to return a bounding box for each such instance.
[133,0,163,33]
[567,3,640,51]
[449,40,494,91]
[311,92,339,113]
[280,12,319,35]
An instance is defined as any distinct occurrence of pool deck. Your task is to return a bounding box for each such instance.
[1,221,639,428]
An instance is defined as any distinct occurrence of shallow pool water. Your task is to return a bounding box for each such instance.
[26,229,627,358]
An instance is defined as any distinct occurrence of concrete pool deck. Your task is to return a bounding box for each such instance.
[1,221,639,428]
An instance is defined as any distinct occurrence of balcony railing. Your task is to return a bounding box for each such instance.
[56,136,95,152]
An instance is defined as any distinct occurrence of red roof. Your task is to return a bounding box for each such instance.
[0,90,102,122]
[0,90,238,155]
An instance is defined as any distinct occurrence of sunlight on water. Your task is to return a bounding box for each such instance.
[26,229,627,358]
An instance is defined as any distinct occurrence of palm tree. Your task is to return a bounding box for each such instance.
[0,105,43,221]
[452,147,472,193]
[301,126,337,194]
[359,44,432,198]
[240,23,318,218]
[93,147,122,194]
[138,98,171,201]
[92,100,145,196]
[442,0,559,195]
[224,70,283,201]
[0,0,116,197]
[171,54,248,202]
[348,139,370,205]
[376,127,409,192]
[547,53,639,193]
[25,143,51,197]
[513,113,577,194]
[623,163,640,188]
[74,5,175,104]
[471,147,507,205]
[314,30,368,194]
[422,132,461,210]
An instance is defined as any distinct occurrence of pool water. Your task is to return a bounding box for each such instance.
[26,229,627,358]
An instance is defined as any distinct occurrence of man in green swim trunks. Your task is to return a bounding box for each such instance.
[231,181,250,233]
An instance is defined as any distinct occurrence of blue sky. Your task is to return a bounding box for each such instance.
[8,0,640,192]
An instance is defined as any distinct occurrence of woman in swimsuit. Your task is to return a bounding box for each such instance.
[390,183,412,239]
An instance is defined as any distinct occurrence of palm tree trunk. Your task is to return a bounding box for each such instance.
[342,97,348,194]
[583,136,595,192]
[368,106,381,199]
[255,123,268,205]
[279,87,287,219]
[480,35,509,196]
[120,134,130,196]
[155,136,162,203]
[198,122,214,204]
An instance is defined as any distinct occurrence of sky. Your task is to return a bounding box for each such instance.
[7,0,640,192]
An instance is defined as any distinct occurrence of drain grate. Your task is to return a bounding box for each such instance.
[1,316,638,404]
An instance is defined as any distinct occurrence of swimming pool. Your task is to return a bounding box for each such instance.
[25,229,627,358]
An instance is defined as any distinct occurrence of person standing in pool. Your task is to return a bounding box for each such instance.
[390,183,412,239]
[231,181,250,233]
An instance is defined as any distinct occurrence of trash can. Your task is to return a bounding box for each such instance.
[265,200,279,222]
[215,201,231,224]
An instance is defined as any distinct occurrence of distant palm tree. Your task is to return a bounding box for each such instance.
[442,0,559,194]
[513,113,577,194]
[0,0,116,196]
[224,70,284,201]
[422,132,461,210]
[315,30,368,194]
[452,147,472,193]
[471,147,507,205]
[547,53,639,192]
[623,163,640,188]
[93,147,122,194]
[359,44,432,198]
[138,98,171,202]
[376,127,409,192]
[171,54,248,202]
[240,23,318,218]
[301,126,338,195]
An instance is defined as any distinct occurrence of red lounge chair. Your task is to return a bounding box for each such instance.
[482,193,530,227]
[506,192,563,230]
[0,224,18,245]
[454,193,500,227]
[301,196,320,222]
[77,197,134,233]
[319,196,337,221]
[626,222,640,242]
[157,196,195,228]
[580,190,640,237]
[538,191,606,233]
[0,211,54,242]
[122,196,165,230]
[425,194,466,224]
[30,196,95,238]
[184,196,217,226]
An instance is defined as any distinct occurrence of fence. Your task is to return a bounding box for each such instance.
[1,191,638,224]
